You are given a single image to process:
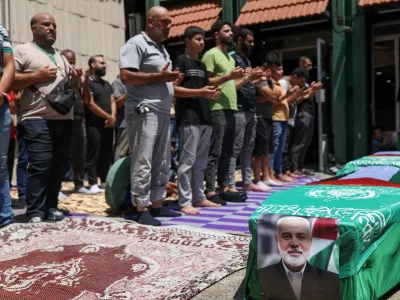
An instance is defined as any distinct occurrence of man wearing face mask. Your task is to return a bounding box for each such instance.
[228,28,264,196]
[85,55,116,194]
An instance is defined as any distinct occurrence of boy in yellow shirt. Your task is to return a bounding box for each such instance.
[269,64,302,183]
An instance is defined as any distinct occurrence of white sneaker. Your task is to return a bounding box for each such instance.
[29,217,42,223]
[89,185,101,194]
[58,192,67,200]
[263,179,283,187]
[77,187,94,194]
[256,181,271,191]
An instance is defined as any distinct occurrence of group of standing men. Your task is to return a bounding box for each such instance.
[0,6,322,228]
[120,6,322,226]
[0,13,128,225]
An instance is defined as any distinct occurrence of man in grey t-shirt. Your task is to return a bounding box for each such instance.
[119,6,183,226]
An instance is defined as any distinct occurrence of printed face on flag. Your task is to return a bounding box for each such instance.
[276,216,311,271]
[257,214,340,300]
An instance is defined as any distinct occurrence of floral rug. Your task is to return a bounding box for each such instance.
[0,217,250,299]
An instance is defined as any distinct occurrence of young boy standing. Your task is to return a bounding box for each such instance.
[173,26,221,214]
[269,63,302,183]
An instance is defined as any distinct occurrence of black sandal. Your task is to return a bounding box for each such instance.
[207,194,227,206]
[220,190,245,203]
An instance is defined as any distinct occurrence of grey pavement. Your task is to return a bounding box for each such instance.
[193,269,400,300]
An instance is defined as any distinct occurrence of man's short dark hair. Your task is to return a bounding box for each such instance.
[291,68,309,79]
[299,56,311,64]
[263,53,281,67]
[211,20,233,37]
[235,27,253,43]
[61,49,75,57]
[372,125,384,132]
[184,26,205,39]
[88,55,104,68]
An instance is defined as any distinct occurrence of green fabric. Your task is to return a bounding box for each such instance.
[201,47,237,111]
[105,156,131,209]
[308,241,336,270]
[389,170,400,183]
[244,184,400,299]
[341,223,400,299]
[249,184,400,277]
[245,223,400,300]
[337,156,400,175]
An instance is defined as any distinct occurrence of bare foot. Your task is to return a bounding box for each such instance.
[277,174,294,182]
[229,187,239,192]
[271,174,284,185]
[180,205,200,214]
[245,183,266,192]
[194,199,221,208]
[289,172,301,178]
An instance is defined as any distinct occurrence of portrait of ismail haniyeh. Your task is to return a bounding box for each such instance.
[258,216,340,300]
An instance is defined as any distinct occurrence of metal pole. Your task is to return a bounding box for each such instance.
[317,38,324,172]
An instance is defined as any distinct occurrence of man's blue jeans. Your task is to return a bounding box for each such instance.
[270,121,288,176]
[0,103,13,227]
[19,119,72,218]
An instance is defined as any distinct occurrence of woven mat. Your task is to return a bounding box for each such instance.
[11,181,111,216]
[0,217,250,300]
[11,174,321,235]
[157,177,319,234]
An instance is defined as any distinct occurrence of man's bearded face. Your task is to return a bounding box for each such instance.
[278,239,310,267]
[276,217,312,269]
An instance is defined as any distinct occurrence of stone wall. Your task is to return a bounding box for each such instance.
[2,0,126,82]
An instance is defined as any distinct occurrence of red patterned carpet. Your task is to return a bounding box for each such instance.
[0,218,250,299]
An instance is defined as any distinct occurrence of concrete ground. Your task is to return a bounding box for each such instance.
[193,269,400,300]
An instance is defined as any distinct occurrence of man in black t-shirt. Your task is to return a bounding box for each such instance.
[84,55,116,194]
[229,28,264,195]
[61,49,93,195]
[173,26,221,214]
[291,57,322,175]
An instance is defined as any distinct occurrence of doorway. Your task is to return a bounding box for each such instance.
[372,36,400,132]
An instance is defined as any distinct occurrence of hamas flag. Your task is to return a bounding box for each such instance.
[337,156,400,175]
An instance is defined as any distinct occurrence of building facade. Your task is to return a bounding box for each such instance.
[0,0,126,82]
